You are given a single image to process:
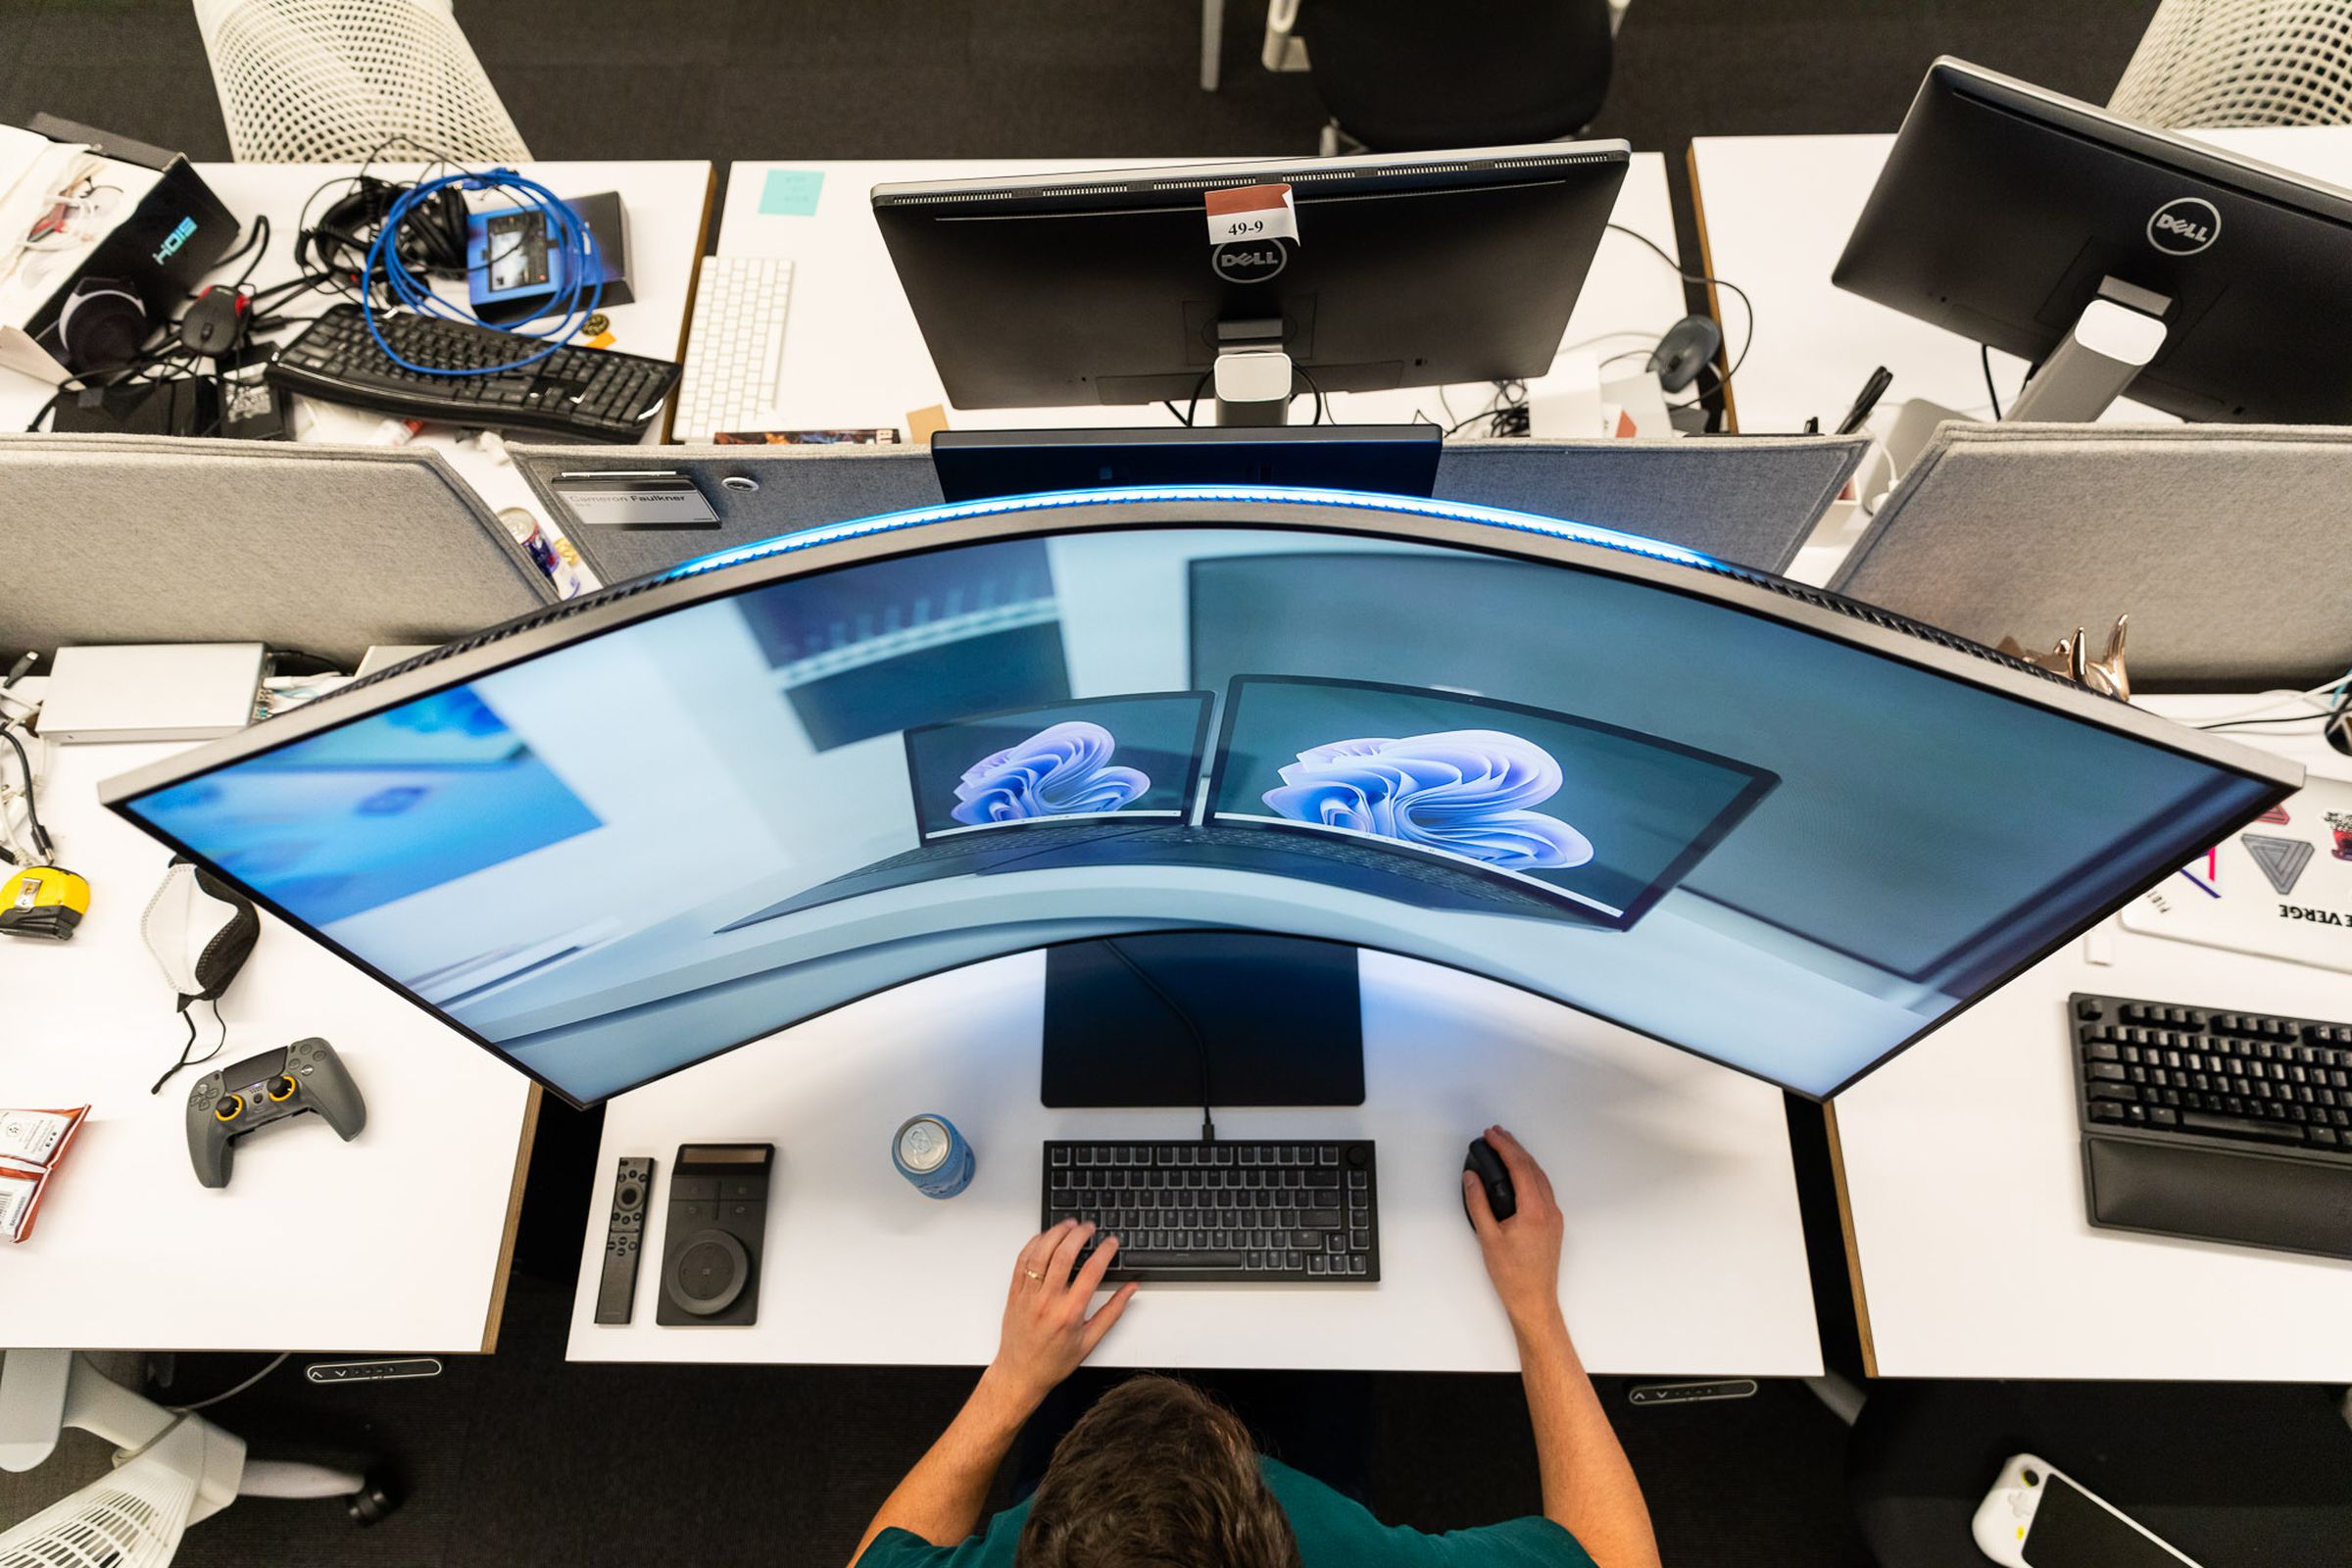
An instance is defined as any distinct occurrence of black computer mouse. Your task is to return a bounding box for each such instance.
[1646,313,1723,394]
[1463,1136,1516,1228]
[179,287,248,359]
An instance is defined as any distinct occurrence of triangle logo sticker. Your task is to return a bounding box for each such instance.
[2240,833,2316,896]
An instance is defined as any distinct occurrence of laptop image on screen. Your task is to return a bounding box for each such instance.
[1193,675,1781,929]
[716,691,1216,932]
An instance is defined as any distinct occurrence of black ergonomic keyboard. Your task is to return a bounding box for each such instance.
[1043,1140,1379,1283]
[2071,992,2352,1260]
[266,304,681,441]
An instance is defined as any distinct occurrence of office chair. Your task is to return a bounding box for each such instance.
[192,0,532,162]
[0,1349,394,1565]
[1292,0,1616,154]
[2110,0,2352,127]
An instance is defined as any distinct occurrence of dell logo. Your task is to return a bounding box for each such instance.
[152,217,198,266]
[1212,241,1288,284]
[2146,196,2220,256]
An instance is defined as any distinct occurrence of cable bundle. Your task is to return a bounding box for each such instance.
[363,168,602,375]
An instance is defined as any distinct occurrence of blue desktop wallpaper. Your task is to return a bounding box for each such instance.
[118,513,2279,1103]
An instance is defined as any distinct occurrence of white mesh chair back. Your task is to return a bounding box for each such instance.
[0,1418,209,1568]
[2110,0,2352,126]
[192,0,532,162]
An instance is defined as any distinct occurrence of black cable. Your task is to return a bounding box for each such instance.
[1605,222,1755,413]
[213,214,270,293]
[1181,368,1213,428]
[1100,939,1215,1143]
[1162,398,1192,427]
[1983,341,2004,420]
[0,723,54,861]
[149,997,227,1096]
[1293,363,1325,425]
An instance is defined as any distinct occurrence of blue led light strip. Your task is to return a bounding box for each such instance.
[661,484,1721,582]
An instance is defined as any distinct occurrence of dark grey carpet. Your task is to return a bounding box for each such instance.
[0,5,2166,1564]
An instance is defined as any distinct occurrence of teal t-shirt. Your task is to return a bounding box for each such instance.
[854,1455,1594,1567]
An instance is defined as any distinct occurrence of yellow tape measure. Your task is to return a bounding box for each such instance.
[0,865,90,941]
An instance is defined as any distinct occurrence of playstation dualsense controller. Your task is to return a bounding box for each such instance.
[185,1038,367,1189]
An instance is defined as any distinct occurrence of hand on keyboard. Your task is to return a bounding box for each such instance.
[988,1219,1140,1410]
[1465,1125,1565,1331]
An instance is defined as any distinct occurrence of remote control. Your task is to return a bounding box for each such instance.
[594,1155,656,1325]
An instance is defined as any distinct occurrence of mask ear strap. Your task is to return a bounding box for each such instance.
[149,995,228,1096]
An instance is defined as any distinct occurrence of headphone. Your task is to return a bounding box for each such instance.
[299,175,469,285]
[37,275,148,377]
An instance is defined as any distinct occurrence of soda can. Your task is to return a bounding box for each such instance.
[894,1114,975,1200]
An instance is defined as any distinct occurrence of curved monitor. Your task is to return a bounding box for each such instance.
[101,488,2300,1106]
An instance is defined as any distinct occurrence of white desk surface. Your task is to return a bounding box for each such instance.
[1688,127,2352,442]
[0,691,538,1352]
[1829,697,2352,1381]
[0,160,713,523]
[569,948,1823,1375]
[709,154,1690,433]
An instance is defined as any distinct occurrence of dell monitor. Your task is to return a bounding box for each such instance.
[1834,58,2352,423]
[873,145,1629,424]
[102,487,2299,1110]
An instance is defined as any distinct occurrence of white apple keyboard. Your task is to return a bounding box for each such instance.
[675,254,795,441]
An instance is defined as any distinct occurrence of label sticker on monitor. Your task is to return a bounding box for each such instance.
[1205,183,1298,246]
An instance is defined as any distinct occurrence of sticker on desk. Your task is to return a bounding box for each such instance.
[2120,773,2352,975]
[550,472,720,529]
[759,169,825,218]
[1204,183,1298,246]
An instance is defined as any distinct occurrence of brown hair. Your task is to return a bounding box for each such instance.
[1016,1375,1301,1568]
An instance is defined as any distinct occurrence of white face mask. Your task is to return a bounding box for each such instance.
[142,857,258,1004]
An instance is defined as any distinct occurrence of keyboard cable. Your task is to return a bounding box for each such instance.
[1100,939,1216,1144]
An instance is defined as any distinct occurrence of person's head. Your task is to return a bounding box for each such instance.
[1016,1375,1300,1568]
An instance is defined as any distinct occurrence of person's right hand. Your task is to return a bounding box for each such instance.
[1464,1124,1565,1331]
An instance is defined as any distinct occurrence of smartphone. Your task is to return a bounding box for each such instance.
[1977,1454,2201,1567]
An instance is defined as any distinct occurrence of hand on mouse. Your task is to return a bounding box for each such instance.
[1464,1124,1565,1333]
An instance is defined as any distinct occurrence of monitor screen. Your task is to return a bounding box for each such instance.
[105,490,2295,1106]
[1208,676,1775,929]
[907,692,1212,840]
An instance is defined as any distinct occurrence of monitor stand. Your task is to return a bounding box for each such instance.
[1211,318,1298,426]
[1038,932,1366,1109]
[2003,276,2172,423]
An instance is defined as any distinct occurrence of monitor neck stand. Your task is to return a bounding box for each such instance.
[1211,318,1297,426]
[1883,277,2173,476]
[2002,276,2172,424]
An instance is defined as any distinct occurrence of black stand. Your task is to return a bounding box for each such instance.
[1038,932,1365,1108]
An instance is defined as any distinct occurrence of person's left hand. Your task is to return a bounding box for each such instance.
[987,1219,1140,1411]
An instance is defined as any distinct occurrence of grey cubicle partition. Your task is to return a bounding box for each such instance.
[0,434,560,669]
[513,434,1869,584]
[1829,423,2352,689]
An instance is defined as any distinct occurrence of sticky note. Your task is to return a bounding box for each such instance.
[759,169,825,218]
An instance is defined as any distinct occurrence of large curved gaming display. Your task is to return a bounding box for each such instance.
[102,488,2300,1105]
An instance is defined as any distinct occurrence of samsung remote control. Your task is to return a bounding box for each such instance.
[594,1155,656,1324]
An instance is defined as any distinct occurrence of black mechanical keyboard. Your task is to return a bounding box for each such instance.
[2071,993,2352,1260]
[1043,1139,1379,1283]
[266,303,681,441]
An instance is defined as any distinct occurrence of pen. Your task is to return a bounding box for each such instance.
[1835,367,1893,435]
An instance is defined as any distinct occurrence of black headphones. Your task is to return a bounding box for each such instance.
[299,175,470,284]
[37,275,148,377]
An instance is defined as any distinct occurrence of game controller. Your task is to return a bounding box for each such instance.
[185,1038,366,1189]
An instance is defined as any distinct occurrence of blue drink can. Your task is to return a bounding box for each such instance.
[894,1114,975,1200]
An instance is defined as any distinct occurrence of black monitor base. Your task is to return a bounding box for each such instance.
[1039,932,1365,1109]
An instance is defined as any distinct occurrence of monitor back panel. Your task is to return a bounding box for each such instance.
[0,435,559,669]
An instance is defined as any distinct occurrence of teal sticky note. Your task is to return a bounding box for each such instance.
[759,169,825,218]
